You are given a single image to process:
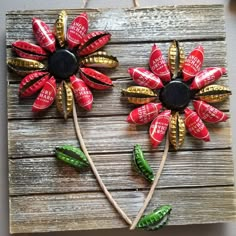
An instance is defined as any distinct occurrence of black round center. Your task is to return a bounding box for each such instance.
[159,80,190,111]
[48,49,78,80]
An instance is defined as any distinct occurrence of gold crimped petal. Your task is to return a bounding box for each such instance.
[7,57,45,75]
[196,84,231,103]
[122,86,157,104]
[55,10,67,47]
[168,40,185,78]
[81,54,119,68]
[169,112,185,150]
[56,81,73,120]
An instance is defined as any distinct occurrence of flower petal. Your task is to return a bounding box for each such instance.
[127,102,162,125]
[70,75,93,111]
[149,44,171,82]
[190,67,226,90]
[81,53,119,68]
[12,40,47,61]
[7,57,45,76]
[67,12,88,49]
[169,112,186,150]
[56,81,73,119]
[19,71,50,97]
[32,76,56,112]
[54,10,68,47]
[78,31,111,56]
[80,67,113,90]
[149,110,171,148]
[122,86,157,105]
[182,45,204,81]
[184,107,210,141]
[128,67,163,90]
[193,100,228,123]
[32,18,56,53]
[168,40,185,78]
[196,84,231,103]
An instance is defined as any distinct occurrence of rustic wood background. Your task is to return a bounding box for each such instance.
[7,5,236,234]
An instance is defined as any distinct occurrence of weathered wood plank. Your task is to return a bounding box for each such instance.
[6,6,225,47]
[6,40,227,82]
[7,80,230,119]
[9,149,234,195]
[10,186,236,233]
[8,5,235,234]
[8,116,231,158]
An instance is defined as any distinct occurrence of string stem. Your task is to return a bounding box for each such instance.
[133,0,140,8]
[72,101,132,226]
[130,132,170,230]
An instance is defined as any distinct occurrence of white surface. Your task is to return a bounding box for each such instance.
[1,0,236,235]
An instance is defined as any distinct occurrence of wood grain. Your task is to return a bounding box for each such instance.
[6,6,225,46]
[8,116,231,158]
[10,187,236,233]
[9,149,234,195]
[7,5,235,234]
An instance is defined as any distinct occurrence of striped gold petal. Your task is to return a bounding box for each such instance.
[122,86,157,105]
[89,51,107,56]
[168,40,185,78]
[196,84,231,103]
[81,54,119,68]
[7,57,45,75]
[56,81,73,120]
[54,10,68,47]
[169,112,185,150]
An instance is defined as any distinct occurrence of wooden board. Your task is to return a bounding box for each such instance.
[7,5,236,234]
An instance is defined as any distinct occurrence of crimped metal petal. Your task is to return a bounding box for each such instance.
[78,31,111,56]
[56,81,73,120]
[19,71,50,97]
[80,67,113,90]
[122,86,157,105]
[169,112,186,150]
[54,10,68,47]
[12,40,47,61]
[7,57,45,75]
[81,53,119,68]
[168,40,185,78]
[32,18,56,53]
[196,84,231,103]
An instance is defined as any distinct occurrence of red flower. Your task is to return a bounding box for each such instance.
[124,41,231,150]
[7,10,118,119]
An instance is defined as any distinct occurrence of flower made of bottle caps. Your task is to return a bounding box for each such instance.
[7,10,118,119]
[123,41,231,150]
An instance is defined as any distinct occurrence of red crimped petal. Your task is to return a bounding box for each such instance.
[32,76,56,112]
[183,45,204,81]
[78,31,111,56]
[80,67,113,90]
[193,100,228,123]
[190,67,226,90]
[149,44,171,82]
[184,107,210,141]
[127,102,162,125]
[70,75,93,111]
[12,40,47,61]
[32,18,56,53]
[149,110,171,148]
[67,12,88,49]
[128,67,164,90]
[19,72,50,97]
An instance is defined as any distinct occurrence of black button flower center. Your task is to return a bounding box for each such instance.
[48,49,78,80]
[159,79,190,111]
